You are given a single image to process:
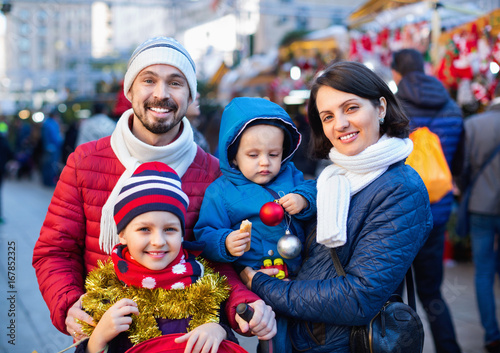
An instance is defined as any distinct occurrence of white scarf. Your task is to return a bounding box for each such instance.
[99,109,198,254]
[316,135,413,248]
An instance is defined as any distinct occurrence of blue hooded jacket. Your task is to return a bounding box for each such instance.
[396,71,463,226]
[194,97,317,275]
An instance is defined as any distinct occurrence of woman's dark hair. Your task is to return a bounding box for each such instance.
[307,61,410,159]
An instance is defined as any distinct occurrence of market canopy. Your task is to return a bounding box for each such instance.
[439,8,500,45]
[348,0,422,28]
[208,62,230,87]
[348,0,485,30]
[278,25,349,61]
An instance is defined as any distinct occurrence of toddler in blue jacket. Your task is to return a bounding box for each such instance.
[195,97,316,352]
[194,97,316,279]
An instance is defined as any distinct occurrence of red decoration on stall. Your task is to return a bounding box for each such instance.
[472,81,489,104]
[349,38,360,61]
[361,34,373,53]
[492,35,500,64]
[377,28,390,48]
[394,28,401,42]
[436,41,460,90]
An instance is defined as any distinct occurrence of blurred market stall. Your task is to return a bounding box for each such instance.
[214,0,498,115]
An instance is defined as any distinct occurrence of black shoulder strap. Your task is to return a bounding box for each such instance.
[405,267,416,310]
[330,248,346,277]
[330,248,417,311]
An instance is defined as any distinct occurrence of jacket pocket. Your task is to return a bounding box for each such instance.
[289,320,326,351]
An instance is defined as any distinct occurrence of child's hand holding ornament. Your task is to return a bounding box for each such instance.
[278,193,308,215]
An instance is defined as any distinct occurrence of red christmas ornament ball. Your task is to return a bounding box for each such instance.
[259,201,284,226]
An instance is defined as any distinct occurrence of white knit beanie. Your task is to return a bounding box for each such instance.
[123,36,197,101]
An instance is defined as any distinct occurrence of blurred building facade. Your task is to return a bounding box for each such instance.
[11,0,495,116]
[2,2,94,112]
[0,0,363,115]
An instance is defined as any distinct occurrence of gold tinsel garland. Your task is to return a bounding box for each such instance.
[78,259,230,345]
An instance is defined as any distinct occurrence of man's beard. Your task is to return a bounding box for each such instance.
[137,98,184,134]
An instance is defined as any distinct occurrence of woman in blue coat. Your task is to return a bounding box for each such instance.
[240,62,433,352]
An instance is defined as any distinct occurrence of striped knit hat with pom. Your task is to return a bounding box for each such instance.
[113,162,189,234]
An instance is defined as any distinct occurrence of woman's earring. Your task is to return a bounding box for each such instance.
[379,116,385,125]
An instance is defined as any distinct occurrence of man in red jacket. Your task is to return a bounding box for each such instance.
[32,36,276,344]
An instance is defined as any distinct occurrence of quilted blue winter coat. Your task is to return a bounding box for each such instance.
[194,97,316,276]
[251,161,432,352]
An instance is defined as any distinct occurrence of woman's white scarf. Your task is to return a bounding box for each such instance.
[100,109,197,254]
[316,135,413,248]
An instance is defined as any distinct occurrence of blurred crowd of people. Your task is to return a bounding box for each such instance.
[0,105,115,188]
[0,84,132,188]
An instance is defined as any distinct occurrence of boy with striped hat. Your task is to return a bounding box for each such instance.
[77,162,237,353]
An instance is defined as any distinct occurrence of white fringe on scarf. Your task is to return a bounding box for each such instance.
[316,135,413,248]
[100,109,197,254]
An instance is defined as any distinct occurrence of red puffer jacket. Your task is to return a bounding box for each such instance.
[32,136,259,334]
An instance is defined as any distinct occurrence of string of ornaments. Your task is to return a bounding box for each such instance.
[259,193,302,260]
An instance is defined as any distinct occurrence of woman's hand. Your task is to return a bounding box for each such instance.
[239,266,278,290]
[225,230,251,257]
[86,298,138,353]
[174,323,226,353]
[239,266,257,289]
[66,294,94,341]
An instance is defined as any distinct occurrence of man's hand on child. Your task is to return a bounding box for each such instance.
[66,294,94,341]
[235,299,277,340]
[174,322,226,353]
[225,230,251,257]
[87,298,138,353]
[279,193,308,215]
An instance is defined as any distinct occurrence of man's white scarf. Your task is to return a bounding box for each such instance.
[316,135,413,248]
[100,109,197,254]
